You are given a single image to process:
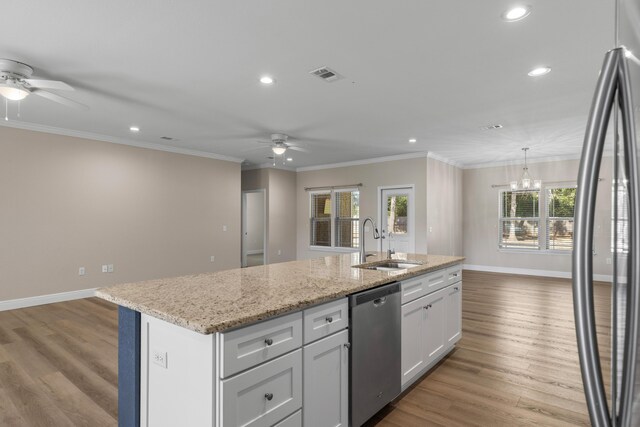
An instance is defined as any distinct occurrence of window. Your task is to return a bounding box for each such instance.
[310,189,359,249]
[498,186,576,251]
[499,190,540,249]
[613,180,629,253]
[546,187,576,250]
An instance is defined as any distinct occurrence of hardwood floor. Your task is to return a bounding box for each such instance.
[0,271,611,426]
[367,271,612,427]
[0,297,118,426]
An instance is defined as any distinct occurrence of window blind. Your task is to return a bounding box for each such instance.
[499,190,540,249]
[546,187,576,251]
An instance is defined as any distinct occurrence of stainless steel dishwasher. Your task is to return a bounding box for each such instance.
[349,282,401,427]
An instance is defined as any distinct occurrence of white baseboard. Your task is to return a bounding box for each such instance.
[246,250,264,255]
[0,288,98,312]
[463,264,613,283]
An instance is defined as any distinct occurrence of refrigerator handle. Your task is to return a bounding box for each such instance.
[617,48,640,427]
[573,48,621,427]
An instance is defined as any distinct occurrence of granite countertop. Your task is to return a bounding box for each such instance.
[96,252,464,334]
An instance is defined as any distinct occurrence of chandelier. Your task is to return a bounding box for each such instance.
[510,147,541,191]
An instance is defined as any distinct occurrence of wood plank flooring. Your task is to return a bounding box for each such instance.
[367,271,612,427]
[0,271,611,426]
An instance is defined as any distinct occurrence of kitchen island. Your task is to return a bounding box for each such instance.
[97,252,464,427]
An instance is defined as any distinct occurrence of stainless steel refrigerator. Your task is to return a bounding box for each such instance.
[573,0,640,425]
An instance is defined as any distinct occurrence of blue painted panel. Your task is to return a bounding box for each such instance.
[118,306,141,427]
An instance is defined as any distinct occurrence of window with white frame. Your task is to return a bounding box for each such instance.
[546,187,576,251]
[499,190,540,249]
[499,186,576,251]
[310,189,360,249]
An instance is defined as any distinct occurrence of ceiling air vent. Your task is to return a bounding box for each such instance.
[309,66,343,82]
[160,136,177,141]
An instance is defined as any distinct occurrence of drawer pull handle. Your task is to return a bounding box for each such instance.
[325,316,333,323]
[452,273,459,277]
[424,304,433,310]
[265,393,274,401]
[264,338,273,346]
[454,287,459,291]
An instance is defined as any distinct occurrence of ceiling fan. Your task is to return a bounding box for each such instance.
[256,133,309,155]
[0,59,88,110]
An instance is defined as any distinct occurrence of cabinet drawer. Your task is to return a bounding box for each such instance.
[303,298,348,344]
[221,350,302,427]
[401,269,448,304]
[447,264,462,285]
[274,410,302,427]
[220,312,302,378]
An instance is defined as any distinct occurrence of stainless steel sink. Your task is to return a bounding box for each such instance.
[355,260,423,271]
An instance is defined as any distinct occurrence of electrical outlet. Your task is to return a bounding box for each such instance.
[102,265,108,273]
[429,226,433,233]
[210,255,215,262]
[222,225,228,232]
[277,249,282,256]
[107,264,114,273]
[606,258,612,265]
[152,349,167,369]
[78,267,86,276]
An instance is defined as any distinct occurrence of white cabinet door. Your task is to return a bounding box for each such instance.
[422,288,446,364]
[303,329,349,427]
[401,295,426,387]
[445,283,462,345]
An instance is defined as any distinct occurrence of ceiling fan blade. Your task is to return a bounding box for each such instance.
[25,79,74,91]
[288,146,308,152]
[31,89,89,110]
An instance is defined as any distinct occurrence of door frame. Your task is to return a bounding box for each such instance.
[377,184,416,253]
[241,189,267,267]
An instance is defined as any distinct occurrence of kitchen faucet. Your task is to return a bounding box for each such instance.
[360,217,380,264]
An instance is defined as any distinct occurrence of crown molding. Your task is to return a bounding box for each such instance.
[426,152,463,168]
[241,162,296,171]
[462,151,614,170]
[0,120,245,163]
[296,152,429,172]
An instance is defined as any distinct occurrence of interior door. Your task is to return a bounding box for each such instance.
[380,187,415,253]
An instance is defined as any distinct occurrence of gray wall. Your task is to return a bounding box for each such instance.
[296,157,429,259]
[0,126,241,301]
[462,158,612,277]
[427,157,463,256]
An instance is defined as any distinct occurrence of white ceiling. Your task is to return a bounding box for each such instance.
[1,0,614,167]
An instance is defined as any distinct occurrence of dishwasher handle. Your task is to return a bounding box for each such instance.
[350,282,400,306]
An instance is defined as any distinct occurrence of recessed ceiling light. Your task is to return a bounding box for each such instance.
[528,66,551,77]
[408,138,417,143]
[259,76,274,85]
[286,157,293,162]
[129,126,140,132]
[502,5,531,22]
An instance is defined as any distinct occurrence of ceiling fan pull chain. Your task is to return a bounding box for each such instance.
[17,100,20,119]
[4,98,8,121]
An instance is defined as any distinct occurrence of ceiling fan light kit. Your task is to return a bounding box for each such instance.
[0,59,87,110]
[0,82,29,101]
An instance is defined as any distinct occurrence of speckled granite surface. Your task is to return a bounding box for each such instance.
[96,252,464,334]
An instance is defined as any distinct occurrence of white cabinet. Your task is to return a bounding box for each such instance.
[303,298,348,344]
[303,329,349,427]
[400,265,463,389]
[445,283,462,345]
[401,295,426,386]
[423,288,446,362]
[221,349,302,427]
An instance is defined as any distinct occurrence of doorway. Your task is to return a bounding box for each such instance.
[378,186,415,254]
[241,190,266,267]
